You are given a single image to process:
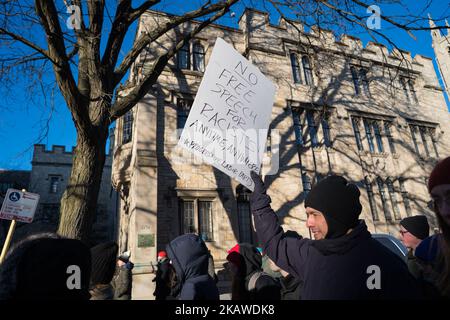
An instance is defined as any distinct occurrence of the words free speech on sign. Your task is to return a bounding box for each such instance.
[178,38,276,191]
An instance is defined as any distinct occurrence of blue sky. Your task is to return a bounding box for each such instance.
[0,0,449,170]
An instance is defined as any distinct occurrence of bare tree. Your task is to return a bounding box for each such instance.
[0,0,238,242]
[0,0,448,242]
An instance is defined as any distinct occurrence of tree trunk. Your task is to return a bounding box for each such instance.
[57,121,109,243]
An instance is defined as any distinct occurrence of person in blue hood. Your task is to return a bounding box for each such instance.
[166,233,219,300]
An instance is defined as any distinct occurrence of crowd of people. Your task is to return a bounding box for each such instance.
[0,156,448,300]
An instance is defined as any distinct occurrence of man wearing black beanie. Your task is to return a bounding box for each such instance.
[250,172,423,299]
[399,216,430,251]
[304,175,362,239]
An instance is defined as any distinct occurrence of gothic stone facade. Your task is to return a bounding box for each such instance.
[112,9,450,299]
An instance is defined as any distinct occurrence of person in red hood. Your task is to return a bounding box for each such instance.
[226,243,280,300]
[413,157,450,298]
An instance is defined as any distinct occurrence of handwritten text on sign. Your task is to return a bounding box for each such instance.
[178,38,276,191]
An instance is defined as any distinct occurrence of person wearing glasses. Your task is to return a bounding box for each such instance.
[399,215,430,281]
[412,157,450,298]
[399,216,430,252]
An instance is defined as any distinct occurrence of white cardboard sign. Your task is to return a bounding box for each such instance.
[177,38,276,191]
[0,188,39,223]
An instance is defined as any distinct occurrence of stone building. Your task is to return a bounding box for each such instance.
[17,144,118,245]
[112,9,450,299]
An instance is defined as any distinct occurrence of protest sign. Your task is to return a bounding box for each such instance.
[178,38,276,191]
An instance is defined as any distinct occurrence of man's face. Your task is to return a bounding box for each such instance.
[306,207,328,240]
[399,226,422,250]
[430,184,450,227]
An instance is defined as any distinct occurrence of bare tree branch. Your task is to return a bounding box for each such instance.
[0,27,57,65]
[110,0,236,120]
[112,0,236,87]
[35,0,89,133]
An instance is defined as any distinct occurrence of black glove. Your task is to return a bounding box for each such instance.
[250,171,271,210]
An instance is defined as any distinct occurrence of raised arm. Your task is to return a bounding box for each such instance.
[250,172,311,280]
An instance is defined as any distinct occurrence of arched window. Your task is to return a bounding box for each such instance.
[386,178,401,220]
[399,178,412,217]
[350,66,360,95]
[292,109,304,146]
[407,79,418,104]
[321,115,331,147]
[302,55,314,85]
[376,177,391,221]
[372,121,384,153]
[365,177,379,221]
[237,185,253,244]
[400,77,410,103]
[352,117,364,151]
[193,43,205,72]
[290,53,302,84]
[177,43,190,70]
[363,119,375,153]
[359,68,370,96]
[122,110,133,144]
[306,110,318,147]
[302,173,312,196]
[176,97,193,129]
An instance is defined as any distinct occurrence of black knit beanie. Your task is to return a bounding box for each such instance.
[305,175,362,239]
[400,216,430,240]
[90,241,118,285]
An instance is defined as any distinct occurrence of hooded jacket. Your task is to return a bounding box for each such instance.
[166,234,219,300]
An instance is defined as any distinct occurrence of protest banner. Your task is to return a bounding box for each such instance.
[178,38,276,191]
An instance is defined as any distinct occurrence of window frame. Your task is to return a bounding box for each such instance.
[179,197,215,242]
[192,42,205,72]
[363,119,375,153]
[122,110,134,144]
[365,177,379,221]
[377,177,392,221]
[352,117,364,151]
[384,121,396,154]
[237,185,253,244]
[306,110,319,147]
[177,42,191,70]
[290,52,302,84]
[350,66,360,95]
[176,97,193,130]
[49,175,60,194]
[302,55,314,86]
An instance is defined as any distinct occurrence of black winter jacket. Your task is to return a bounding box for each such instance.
[250,188,423,300]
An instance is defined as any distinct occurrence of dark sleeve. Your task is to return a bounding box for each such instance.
[255,275,281,300]
[251,193,311,280]
[178,282,196,300]
[159,262,171,283]
[112,267,132,300]
[407,250,424,279]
